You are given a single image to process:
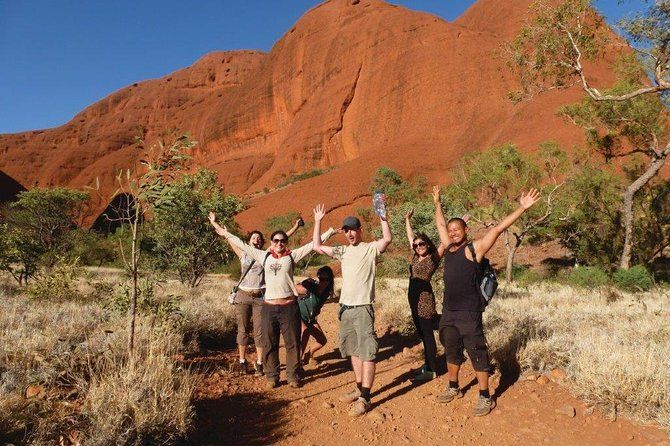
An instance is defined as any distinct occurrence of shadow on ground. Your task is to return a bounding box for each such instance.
[192,391,289,446]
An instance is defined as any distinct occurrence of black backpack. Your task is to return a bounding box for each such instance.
[467,242,498,308]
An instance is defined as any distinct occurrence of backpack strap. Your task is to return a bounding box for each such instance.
[234,257,256,292]
[467,242,483,274]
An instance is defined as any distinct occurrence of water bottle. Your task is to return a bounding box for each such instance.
[373,190,387,219]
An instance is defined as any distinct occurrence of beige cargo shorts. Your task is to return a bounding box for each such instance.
[339,304,378,361]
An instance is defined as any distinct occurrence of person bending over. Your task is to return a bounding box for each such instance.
[296,265,335,366]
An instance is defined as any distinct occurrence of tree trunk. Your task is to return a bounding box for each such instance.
[620,146,669,270]
[127,211,140,355]
[505,233,523,282]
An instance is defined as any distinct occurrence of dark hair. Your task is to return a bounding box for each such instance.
[248,230,265,246]
[316,266,335,298]
[413,232,437,254]
[270,230,289,241]
[447,217,467,229]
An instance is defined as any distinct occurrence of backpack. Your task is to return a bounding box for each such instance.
[467,242,498,308]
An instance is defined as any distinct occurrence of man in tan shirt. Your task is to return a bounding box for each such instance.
[313,205,392,416]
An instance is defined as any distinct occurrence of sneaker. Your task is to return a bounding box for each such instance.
[302,350,312,365]
[254,362,264,377]
[412,363,429,374]
[472,395,495,417]
[339,387,362,403]
[348,397,371,417]
[435,386,463,404]
[267,379,280,389]
[411,370,436,382]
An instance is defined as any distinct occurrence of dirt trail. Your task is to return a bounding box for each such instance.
[190,302,669,446]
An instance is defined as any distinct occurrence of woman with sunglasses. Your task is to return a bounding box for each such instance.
[209,212,334,389]
[295,265,335,367]
[404,208,446,381]
[212,215,304,377]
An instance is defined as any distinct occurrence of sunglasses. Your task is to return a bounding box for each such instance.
[272,238,287,244]
[413,241,427,248]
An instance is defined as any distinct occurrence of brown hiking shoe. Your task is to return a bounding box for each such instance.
[435,386,463,404]
[348,397,371,417]
[472,396,495,417]
[339,387,362,403]
[288,379,302,389]
[267,379,280,389]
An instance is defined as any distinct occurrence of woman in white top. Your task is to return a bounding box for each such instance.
[221,217,304,377]
[209,212,334,388]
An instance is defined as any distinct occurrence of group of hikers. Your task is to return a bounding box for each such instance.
[208,185,540,417]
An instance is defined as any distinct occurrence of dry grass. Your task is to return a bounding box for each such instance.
[374,279,670,429]
[0,269,214,445]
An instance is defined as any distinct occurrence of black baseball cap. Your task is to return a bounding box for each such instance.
[341,216,361,230]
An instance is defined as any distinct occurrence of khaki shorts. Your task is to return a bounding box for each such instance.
[339,305,378,361]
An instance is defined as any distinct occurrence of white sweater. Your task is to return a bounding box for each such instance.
[225,228,335,300]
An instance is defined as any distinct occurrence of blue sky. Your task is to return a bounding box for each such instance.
[0,0,647,133]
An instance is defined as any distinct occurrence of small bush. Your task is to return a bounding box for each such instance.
[517,268,549,286]
[564,266,610,288]
[614,265,654,292]
[26,259,82,301]
[376,255,409,277]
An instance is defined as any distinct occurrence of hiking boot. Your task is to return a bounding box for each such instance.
[435,386,463,404]
[302,350,312,365]
[267,378,280,389]
[254,362,264,377]
[412,363,429,374]
[472,395,495,417]
[288,379,302,389]
[348,397,371,417]
[411,370,436,382]
[339,387,362,403]
[233,361,248,376]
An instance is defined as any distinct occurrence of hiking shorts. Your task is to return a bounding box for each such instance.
[339,305,378,361]
[438,310,491,373]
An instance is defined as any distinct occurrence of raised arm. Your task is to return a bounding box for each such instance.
[375,208,392,253]
[473,188,541,261]
[313,204,336,258]
[292,227,336,262]
[209,212,243,258]
[285,215,302,238]
[433,186,450,250]
[208,212,267,263]
[404,209,415,250]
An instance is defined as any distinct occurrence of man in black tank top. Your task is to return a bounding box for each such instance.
[432,186,540,417]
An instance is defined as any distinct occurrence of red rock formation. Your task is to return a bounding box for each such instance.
[0,0,622,231]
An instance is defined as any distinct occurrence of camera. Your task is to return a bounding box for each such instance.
[297,216,305,227]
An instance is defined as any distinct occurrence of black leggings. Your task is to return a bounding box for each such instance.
[409,296,438,373]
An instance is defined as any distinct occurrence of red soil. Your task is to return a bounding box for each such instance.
[189,301,670,445]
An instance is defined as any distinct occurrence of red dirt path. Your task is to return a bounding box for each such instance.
[189,301,669,446]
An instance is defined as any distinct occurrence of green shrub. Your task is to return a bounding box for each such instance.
[376,255,409,277]
[565,266,610,288]
[25,259,81,301]
[517,268,549,286]
[614,265,654,292]
[277,168,331,188]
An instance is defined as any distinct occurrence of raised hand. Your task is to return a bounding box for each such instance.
[208,211,216,224]
[432,186,441,204]
[520,188,541,209]
[405,208,414,220]
[313,204,326,221]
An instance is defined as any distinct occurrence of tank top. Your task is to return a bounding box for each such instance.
[442,243,483,312]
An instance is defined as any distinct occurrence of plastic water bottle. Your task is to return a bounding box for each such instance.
[373,190,387,219]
